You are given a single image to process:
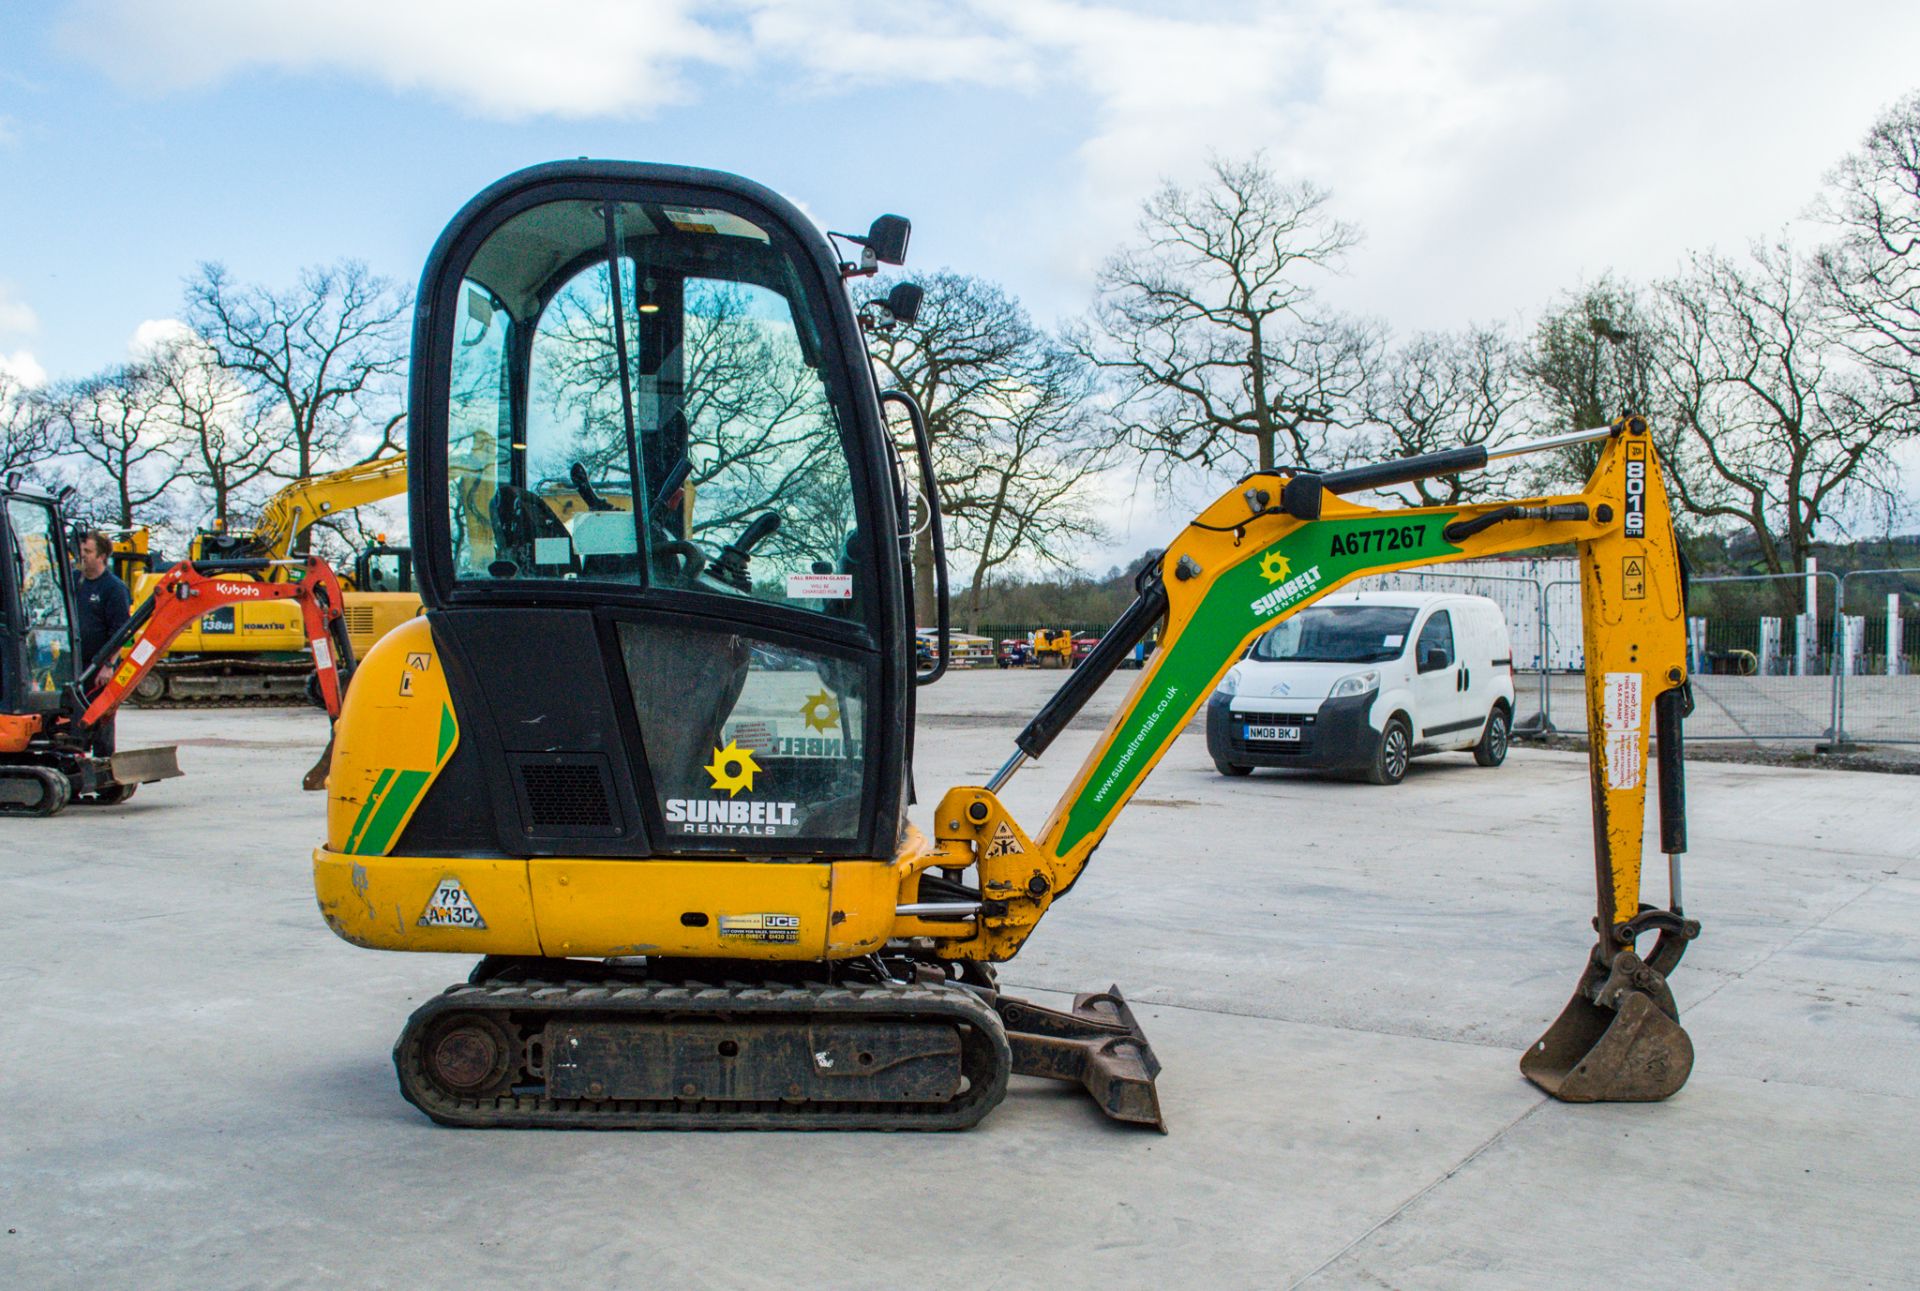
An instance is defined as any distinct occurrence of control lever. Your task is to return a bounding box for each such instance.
[569,462,616,512]
[712,512,781,592]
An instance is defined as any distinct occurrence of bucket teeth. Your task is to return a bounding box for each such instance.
[1521,950,1694,1103]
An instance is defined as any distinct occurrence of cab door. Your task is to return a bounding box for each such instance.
[402,166,912,862]
[2,494,77,713]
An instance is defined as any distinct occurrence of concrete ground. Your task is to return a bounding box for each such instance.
[2,670,1916,1289]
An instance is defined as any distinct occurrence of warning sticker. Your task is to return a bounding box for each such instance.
[786,573,853,600]
[399,670,414,696]
[1603,672,1643,732]
[1601,672,1644,790]
[718,913,800,944]
[418,877,487,929]
[407,653,431,672]
[1606,731,1643,790]
[1622,556,1647,600]
[983,820,1021,859]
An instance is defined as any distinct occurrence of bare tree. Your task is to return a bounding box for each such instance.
[1520,277,1661,484]
[185,260,410,506]
[48,364,186,529]
[1362,325,1525,504]
[0,369,55,486]
[146,331,277,526]
[1074,154,1376,480]
[1817,89,1920,405]
[1651,243,1907,578]
[866,271,1106,628]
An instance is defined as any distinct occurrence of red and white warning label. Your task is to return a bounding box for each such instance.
[1602,671,1645,790]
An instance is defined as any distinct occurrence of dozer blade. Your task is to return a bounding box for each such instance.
[994,985,1167,1131]
[108,745,182,786]
[1521,949,1693,1102]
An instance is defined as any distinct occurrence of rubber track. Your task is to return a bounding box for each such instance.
[131,660,315,709]
[394,977,1013,1131]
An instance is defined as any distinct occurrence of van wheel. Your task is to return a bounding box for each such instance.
[1368,716,1412,786]
[1213,759,1253,777]
[1474,704,1510,767]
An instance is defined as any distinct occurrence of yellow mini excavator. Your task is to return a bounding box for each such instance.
[313,162,1700,1130]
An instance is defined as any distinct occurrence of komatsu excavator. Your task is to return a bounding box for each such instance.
[313,161,1700,1130]
[2,482,354,816]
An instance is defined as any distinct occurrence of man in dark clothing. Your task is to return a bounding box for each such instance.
[73,531,131,756]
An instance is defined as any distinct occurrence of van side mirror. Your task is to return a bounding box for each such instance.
[866,215,911,266]
[1420,646,1450,673]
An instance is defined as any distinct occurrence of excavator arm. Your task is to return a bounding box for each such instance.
[914,416,1697,1104]
[76,556,356,728]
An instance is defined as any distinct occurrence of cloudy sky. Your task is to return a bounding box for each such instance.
[4,0,1920,546]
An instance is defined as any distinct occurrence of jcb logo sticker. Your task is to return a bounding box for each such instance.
[1624,441,1647,537]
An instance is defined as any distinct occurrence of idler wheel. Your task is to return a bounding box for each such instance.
[421,1013,515,1098]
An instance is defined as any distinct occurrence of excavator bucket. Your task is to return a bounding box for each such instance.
[1521,949,1693,1102]
[993,986,1166,1130]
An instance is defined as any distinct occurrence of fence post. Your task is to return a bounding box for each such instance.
[1535,578,1552,732]
[1829,572,1847,746]
[1889,594,1903,677]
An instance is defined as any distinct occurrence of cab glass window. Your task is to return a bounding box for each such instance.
[618,621,866,850]
[442,198,864,619]
[1415,609,1455,671]
[5,498,74,693]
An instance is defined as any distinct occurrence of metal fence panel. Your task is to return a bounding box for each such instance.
[979,561,1920,746]
[1835,567,1920,744]
[1543,571,1843,742]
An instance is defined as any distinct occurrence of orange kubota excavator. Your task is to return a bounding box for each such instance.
[0,482,354,817]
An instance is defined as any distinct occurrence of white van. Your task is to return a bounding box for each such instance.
[1205,591,1516,785]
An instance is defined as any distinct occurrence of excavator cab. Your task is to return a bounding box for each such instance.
[1,487,79,722]
[402,163,917,863]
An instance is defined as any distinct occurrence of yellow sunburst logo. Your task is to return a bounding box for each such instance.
[800,690,840,733]
[705,740,760,796]
[1259,549,1293,584]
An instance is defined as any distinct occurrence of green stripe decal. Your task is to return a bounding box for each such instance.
[436,703,456,762]
[1053,514,1460,856]
[355,769,431,856]
[345,767,395,854]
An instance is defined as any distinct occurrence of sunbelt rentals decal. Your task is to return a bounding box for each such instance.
[665,739,801,836]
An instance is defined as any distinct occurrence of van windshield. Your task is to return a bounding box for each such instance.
[1251,605,1419,664]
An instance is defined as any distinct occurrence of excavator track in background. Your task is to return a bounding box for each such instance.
[127,658,316,707]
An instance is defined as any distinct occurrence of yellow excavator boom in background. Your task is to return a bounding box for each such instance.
[126,452,417,704]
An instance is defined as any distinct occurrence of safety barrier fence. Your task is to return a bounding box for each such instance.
[965,565,1920,746]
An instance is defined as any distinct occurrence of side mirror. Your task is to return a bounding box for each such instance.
[1420,646,1450,673]
[866,215,911,266]
[884,283,924,327]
